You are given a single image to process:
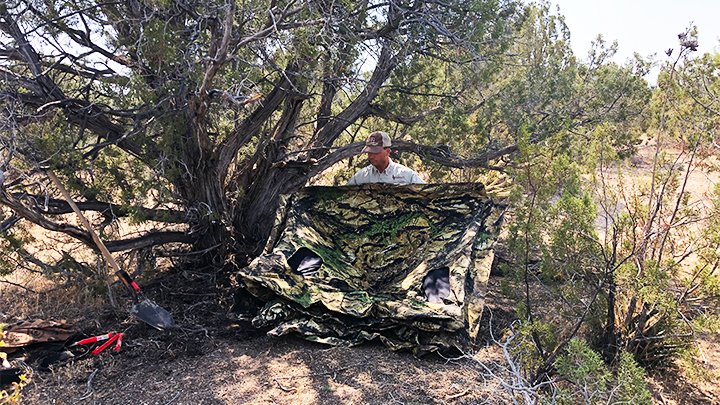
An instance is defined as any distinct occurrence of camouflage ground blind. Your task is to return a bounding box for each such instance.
[232,183,503,354]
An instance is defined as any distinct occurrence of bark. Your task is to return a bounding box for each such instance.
[104,231,192,252]
[309,45,398,154]
[233,83,309,251]
[600,273,619,361]
[16,194,186,223]
[0,186,190,252]
[227,44,400,252]
[0,186,94,247]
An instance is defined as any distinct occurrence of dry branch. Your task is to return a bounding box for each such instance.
[78,369,98,401]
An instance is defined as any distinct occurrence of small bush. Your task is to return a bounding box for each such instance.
[555,339,652,405]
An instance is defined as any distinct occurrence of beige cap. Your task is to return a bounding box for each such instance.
[361,131,391,153]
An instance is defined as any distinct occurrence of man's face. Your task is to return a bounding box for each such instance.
[367,148,390,168]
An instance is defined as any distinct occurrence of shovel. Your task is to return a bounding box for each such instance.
[116,268,175,330]
[47,171,175,330]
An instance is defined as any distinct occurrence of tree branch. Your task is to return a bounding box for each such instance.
[395,140,518,168]
[0,188,190,252]
[0,13,66,100]
[279,140,518,190]
[104,231,192,252]
[22,195,186,223]
[215,64,296,179]
[367,104,444,125]
[310,44,399,152]
[198,2,236,97]
[0,214,21,232]
[0,187,95,246]
[0,66,45,94]
[284,140,517,174]
[0,14,146,162]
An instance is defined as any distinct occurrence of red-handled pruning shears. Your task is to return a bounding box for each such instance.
[69,332,123,355]
[70,333,114,346]
[91,332,123,355]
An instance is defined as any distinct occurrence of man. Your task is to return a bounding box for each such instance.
[346,131,425,185]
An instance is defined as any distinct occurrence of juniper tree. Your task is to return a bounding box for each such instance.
[0,0,523,264]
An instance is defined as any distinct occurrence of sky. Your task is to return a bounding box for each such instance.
[554,0,720,85]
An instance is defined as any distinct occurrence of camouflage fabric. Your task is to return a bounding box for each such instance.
[232,183,503,354]
[0,319,75,354]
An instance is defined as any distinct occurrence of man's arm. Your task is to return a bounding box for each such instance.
[346,166,367,185]
[398,164,425,184]
[409,171,426,184]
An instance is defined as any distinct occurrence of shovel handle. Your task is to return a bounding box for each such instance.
[48,171,174,329]
[47,171,137,300]
[47,171,123,275]
[116,269,142,299]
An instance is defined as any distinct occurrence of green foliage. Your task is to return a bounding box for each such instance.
[0,220,36,277]
[614,351,654,404]
[556,339,610,398]
[555,339,652,405]
[497,24,720,391]
[511,319,559,371]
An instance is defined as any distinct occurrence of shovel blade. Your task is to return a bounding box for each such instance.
[131,299,175,330]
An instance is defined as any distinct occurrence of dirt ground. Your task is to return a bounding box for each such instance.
[2,262,720,405]
[1,266,522,405]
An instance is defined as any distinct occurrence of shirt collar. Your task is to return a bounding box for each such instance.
[371,158,394,174]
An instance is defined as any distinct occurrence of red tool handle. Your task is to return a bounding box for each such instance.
[92,333,121,355]
[112,334,123,352]
[73,333,113,346]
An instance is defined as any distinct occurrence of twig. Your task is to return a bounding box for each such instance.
[182,301,212,323]
[269,362,370,394]
[273,378,297,392]
[389,390,405,404]
[169,292,216,296]
[184,301,211,313]
[177,326,209,337]
[156,243,222,257]
[78,369,98,400]
[0,279,67,294]
[164,392,181,405]
[447,388,470,399]
[16,360,33,378]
